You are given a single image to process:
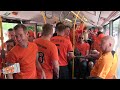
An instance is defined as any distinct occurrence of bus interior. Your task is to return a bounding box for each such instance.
[0,11,120,79]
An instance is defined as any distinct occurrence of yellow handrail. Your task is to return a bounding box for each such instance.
[71,11,85,23]
[0,16,7,79]
[41,11,46,24]
[72,11,80,79]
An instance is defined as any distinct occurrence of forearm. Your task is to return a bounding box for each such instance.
[69,52,75,60]
[36,60,46,79]
[90,54,99,58]
[89,53,100,59]
[36,61,44,72]
[53,66,59,79]
[52,60,59,79]
[86,50,89,56]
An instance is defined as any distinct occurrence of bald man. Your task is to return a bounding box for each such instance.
[90,36,118,79]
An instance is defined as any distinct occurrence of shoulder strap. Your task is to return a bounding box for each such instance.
[111,51,115,58]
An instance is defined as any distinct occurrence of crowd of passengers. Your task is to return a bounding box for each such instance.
[0,22,118,79]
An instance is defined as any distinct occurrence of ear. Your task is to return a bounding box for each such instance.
[25,31,29,37]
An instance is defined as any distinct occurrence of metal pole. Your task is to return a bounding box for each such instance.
[0,16,7,79]
[72,11,80,79]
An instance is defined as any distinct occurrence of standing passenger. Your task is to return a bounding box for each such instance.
[51,24,74,79]
[34,24,59,79]
[90,36,118,79]
[5,24,45,79]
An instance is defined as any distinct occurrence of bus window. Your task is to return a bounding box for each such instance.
[113,18,119,51]
[105,24,109,35]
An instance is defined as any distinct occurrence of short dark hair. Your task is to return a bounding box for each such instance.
[97,31,103,36]
[14,24,27,32]
[83,26,87,30]
[55,22,63,30]
[42,23,53,36]
[8,28,13,32]
[6,39,16,46]
[56,22,63,27]
[57,24,66,32]
[65,25,70,29]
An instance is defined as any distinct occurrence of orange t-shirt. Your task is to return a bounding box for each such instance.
[69,30,74,45]
[64,35,70,40]
[94,34,105,52]
[34,38,59,79]
[98,33,105,41]
[90,52,118,79]
[5,42,38,79]
[91,39,99,51]
[69,30,80,45]
[51,36,73,66]
[75,42,90,56]
[92,34,97,41]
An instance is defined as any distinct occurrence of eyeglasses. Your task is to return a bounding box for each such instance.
[79,37,83,39]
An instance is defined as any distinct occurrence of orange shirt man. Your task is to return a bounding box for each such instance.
[28,30,35,42]
[90,36,118,79]
[76,42,90,56]
[3,28,17,50]
[6,42,38,79]
[34,23,59,79]
[91,32,105,53]
[51,36,73,66]
[75,35,90,56]
[34,38,59,79]
[95,32,105,52]
[90,52,118,79]
[6,39,16,52]
[5,24,44,79]
[8,28,16,41]
[64,25,70,40]
[51,24,74,79]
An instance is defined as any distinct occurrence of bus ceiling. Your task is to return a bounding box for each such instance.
[2,17,29,24]
[0,11,120,26]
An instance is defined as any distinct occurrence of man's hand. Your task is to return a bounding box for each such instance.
[80,58,86,62]
[41,70,46,79]
[85,55,92,59]
[90,50,100,54]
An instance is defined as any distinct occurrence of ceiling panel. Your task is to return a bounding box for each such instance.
[0,11,119,26]
[86,11,96,15]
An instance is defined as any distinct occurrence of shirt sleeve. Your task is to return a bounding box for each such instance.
[67,40,73,53]
[5,51,17,63]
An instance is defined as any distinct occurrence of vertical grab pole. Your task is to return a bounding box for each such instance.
[71,11,80,79]
[0,16,7,79]
[41,11,46,24]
